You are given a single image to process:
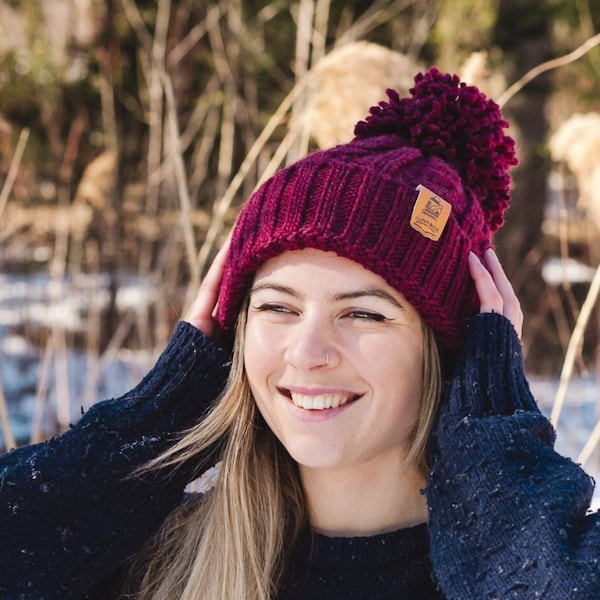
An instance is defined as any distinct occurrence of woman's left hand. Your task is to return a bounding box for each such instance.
[468,249,523,339]
[184,238,230,338]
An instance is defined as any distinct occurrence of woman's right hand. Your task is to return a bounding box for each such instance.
[184,238,230,338]
[468,248,523,339]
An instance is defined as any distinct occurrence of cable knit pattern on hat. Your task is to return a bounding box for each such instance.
[217,68,517,352]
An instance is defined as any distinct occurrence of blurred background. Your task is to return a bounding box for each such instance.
[1,0,600,500]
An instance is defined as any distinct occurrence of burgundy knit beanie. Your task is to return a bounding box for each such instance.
[216,67,517,352]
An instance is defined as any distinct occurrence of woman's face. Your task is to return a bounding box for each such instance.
[244,248,424,474]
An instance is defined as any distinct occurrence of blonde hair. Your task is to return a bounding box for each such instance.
[128,305,441,599]
[409,322,443,472]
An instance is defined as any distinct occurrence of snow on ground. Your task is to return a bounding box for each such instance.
[0,272,156,440]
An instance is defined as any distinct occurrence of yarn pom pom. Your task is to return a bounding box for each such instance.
[354,67,517,232]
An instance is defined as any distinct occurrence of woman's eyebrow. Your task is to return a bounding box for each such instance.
[249,283,300,297]
[332,288,405,309]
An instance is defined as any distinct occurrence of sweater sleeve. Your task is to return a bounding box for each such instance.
[427,313,600,600]
[0,321,231,599]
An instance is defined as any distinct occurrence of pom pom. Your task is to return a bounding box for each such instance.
[354,67,518,232]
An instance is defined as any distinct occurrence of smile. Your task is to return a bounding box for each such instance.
[280,389,361,410]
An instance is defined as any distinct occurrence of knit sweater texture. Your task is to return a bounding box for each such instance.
[1,314,599,599]
[276,524,442,599]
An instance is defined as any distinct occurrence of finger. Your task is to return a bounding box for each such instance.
[483,249,523,336]
[185,237,231,335]
[482,250,513,306]
[468,251,503,313]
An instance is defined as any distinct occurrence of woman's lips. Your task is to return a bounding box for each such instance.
[279,387,361,410]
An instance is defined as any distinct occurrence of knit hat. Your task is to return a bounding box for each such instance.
[216,68,517,352]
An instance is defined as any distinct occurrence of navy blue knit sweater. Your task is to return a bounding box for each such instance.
[1,314,599,599]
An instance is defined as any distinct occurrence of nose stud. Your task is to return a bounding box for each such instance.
[324,351,329,366]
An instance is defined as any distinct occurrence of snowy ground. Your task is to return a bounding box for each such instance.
[1,271,599,510]
[0,272,156,441]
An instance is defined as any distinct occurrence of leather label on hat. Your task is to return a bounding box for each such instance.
[410,185,451,241]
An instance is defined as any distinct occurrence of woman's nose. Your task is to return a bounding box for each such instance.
[283,318,338,371]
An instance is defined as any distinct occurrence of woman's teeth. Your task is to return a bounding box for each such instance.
[289,392,353,410]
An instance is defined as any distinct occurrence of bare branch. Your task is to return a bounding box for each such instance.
[0,371,15,452]
[336,0,414,45]
[162,71,200,297]
[0,128,29,223]
[119,0,153,54]
[168,4,224,68]
[498,32,600,107]
[551,262,600,427]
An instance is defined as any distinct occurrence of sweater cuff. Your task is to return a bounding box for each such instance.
[75,320,232,440]
[132,320,231,398]
[444,312,539,418]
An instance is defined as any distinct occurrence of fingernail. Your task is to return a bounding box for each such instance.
[468,251,482,265]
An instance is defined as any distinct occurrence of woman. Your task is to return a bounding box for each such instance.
[2,68,599,599]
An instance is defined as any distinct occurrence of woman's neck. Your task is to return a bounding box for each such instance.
[299,459,428,537]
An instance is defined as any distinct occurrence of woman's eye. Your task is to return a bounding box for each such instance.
[346,310,388,322]
[252,303,293,314]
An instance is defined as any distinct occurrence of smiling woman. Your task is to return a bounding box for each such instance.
[245,250,429,534]
[2,68,600,600]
